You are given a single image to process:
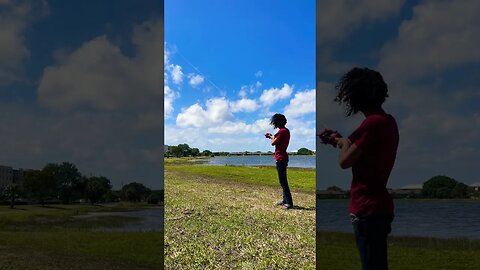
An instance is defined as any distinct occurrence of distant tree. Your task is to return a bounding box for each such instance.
[121,182,151,203]
[422,175,457,198]
[3,183,21,209]
[297,148,314,155]
[43,162,83,204]
[191,148,200,157]
[177,144,192,157]
[201,150,213,156]
[451,182,468,198]
[326,186,343,192]
[170,146,182,157]
[147,192,162,204]
[84,176,112,204]
[23,169,56,206]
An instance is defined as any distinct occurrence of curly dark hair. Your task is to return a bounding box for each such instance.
[270,113,287,129]
[334,67,389,116]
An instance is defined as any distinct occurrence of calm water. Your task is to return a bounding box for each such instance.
[317,199,480,239]
[206,155,315,168]
[79,207,164,232]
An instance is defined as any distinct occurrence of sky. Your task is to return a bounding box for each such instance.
[164,0,316,153]
[316,0,480,189]
[0,0,164,189]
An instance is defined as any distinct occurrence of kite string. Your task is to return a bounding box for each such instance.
[172,46,259,124]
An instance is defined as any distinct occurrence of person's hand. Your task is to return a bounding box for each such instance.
[264,133,273,139]
[318,128,342,147]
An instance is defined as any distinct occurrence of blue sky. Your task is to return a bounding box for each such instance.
[164,0,316,152]
[0,0,163,189]
[316,0,480,189]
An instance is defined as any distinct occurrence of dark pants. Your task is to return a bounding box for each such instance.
[351,215,393,270]
[276,160,293,206]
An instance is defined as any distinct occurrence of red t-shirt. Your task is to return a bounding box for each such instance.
[274,127,290,161]
[347,111,399,217]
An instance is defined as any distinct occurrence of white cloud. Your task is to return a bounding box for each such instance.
[284,89,315,118]
[0,1,48,85]
[259,83,293,106]
[255,81,262,88]
[238,86,247,98]
[164,85,177,118]
[378,0,480,82]
[207,118,270,134]
[38,19,163,112]
[176,97,232,128]
[188,73,204,87]
[317,0,405,45]
[255,70,263,77]
[169,64,183,85]
[229,98,259,113]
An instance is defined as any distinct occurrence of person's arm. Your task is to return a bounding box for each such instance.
[335,137,362,169]
[270,134,280,146]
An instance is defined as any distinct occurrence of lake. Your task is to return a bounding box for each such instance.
[206,155,315,168]
[78,207,164,232]
[317,199,480,239]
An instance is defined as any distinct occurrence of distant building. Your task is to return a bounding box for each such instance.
[470,182,480,191]
[0,165,26,186]
[0,165,13,186]
[391,184,423,198]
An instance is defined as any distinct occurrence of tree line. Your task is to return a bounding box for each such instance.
[1,162,163,208]
[165,144,314,158]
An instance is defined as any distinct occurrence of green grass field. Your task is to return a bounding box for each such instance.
[317,231,480,269]
[0,203,163,270]
[164,162,316,269]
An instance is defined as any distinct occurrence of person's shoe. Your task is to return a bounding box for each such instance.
[275,201,285,206]
[281,204,293,210]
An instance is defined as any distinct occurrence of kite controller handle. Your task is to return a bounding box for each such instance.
[318,128,342,148]
[264,133,272,138]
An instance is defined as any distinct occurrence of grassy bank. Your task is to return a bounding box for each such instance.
[0,203,163,270]
[164,164,316,269]
[317,231,480,269]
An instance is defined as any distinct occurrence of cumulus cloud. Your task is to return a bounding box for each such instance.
[284,89,315,118]
[188,73,204,87]
[255,70,263,77]
[378,0,480,82]
[164,85,177,118]
[176,97,232,128]
[38,19,163,111]
[259,83,293,106]
[317,0,405,45]
[169,64,183,84]
[207,118,270,134]
[0,1,48,85]
[229,98,259,113]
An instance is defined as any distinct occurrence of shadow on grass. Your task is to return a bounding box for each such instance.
[291,205,315,211]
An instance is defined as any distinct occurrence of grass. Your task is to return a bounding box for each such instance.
[317,231,480,269]
[164,164,316,269]
[0,203,163,270]
[168,163,315,192]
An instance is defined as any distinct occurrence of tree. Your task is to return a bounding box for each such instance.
[326,186,343,192]
[23,169,56,206]
[297,148,314,155]
[422,175,457,198]
[84,176,112,204]
[451,182,468,198]
[170,146,182,157]
[177,144,192,157]
[201,150,213,157]
[191,148,200,157]
[3,183,21,209]
[121,182,151,202]
[45,162,82,204]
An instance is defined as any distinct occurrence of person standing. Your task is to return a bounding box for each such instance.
[319,67,399,270]
[265,113,293,210]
